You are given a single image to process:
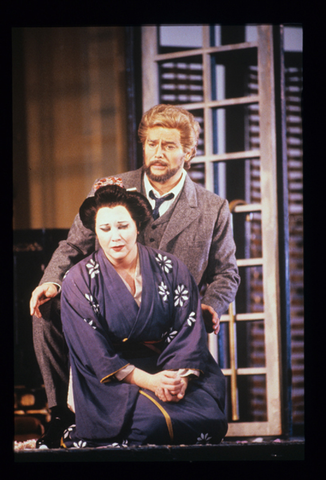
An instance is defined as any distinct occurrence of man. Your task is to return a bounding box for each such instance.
[30,104,240,448]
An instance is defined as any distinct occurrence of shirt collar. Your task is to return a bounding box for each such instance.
[144,169,187,200]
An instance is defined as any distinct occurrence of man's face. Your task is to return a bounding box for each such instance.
[143,127,187,184]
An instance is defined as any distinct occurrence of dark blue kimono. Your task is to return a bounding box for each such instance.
[61,244,227,448]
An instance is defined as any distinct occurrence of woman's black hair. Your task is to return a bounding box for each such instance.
[79,184,152,233]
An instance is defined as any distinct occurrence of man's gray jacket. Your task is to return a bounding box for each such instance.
[41,168,240,318]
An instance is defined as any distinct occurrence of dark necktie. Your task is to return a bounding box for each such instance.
[149,191,174,220]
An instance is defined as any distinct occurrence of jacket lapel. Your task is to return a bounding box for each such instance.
[159,175,201,250]
[120,168,201,250]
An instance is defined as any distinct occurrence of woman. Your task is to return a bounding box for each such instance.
[60,179,228,448]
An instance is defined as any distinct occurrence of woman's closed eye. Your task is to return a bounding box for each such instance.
[99,223,129,232]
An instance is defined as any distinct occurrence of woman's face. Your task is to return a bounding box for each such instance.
[95,205,138,266]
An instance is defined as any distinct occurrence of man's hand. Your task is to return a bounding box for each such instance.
[30,284,59,318]
[201,304,220,335]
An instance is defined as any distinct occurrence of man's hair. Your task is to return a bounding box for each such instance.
[138,104,200,169]
[79,185,152,233]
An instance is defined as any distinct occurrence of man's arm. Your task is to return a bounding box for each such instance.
[40,213,96,286]
[30,212,96,317]
[201,199,240,330]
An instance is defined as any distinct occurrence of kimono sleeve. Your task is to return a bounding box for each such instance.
[157,260,210,373]
[61,270,130,383]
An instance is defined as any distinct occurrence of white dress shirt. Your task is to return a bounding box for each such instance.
[144,169,187,219]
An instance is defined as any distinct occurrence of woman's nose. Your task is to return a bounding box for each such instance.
[111,228,122,240]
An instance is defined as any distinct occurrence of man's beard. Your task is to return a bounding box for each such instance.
[143,162,181,183]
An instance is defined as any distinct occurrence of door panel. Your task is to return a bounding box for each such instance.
[141,24,300,437]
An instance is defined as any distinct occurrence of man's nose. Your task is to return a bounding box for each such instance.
[154,142,164,157]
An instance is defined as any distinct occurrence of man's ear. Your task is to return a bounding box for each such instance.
[184,147,196,169]
[188,147,196,159]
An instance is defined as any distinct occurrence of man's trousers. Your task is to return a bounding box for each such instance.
[32,296,70,409]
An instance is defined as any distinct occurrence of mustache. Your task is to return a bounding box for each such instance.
[149,160,169,167]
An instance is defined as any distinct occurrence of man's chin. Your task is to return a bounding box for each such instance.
[143,165,177,183]
[148,172,169,183]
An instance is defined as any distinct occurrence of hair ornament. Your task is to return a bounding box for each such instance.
[93,176,124,191]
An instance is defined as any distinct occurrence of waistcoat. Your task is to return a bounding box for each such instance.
[140,199,178,250]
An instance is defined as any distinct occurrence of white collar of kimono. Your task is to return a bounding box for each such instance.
[144,169,187,217]
[116,252,142,307]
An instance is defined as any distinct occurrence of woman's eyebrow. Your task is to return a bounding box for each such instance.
[98,221,129,226]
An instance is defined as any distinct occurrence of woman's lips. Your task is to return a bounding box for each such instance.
[112,245,124,251]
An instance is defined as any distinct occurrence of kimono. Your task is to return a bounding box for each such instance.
[60,243,228,448]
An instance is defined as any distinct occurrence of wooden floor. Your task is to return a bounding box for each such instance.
[14,437,304,462]
[14,386,305,463]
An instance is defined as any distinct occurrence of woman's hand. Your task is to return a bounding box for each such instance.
[154,374,189,403]
[124,368,189,403]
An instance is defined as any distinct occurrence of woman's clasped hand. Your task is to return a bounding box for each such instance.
[151,370,189,402]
